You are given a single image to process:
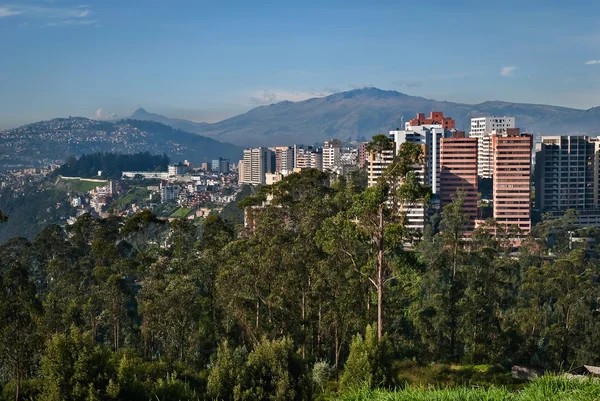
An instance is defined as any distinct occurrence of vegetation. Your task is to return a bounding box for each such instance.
[338,376,600,401]
[55,177,108,194]
[1,138,600,400]
[54,151,171,179]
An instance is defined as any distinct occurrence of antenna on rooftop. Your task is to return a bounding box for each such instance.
[401,116,404,127]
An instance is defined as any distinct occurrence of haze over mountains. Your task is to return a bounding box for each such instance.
[132,88,600,147]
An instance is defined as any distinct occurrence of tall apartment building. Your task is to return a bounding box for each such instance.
[270,146,295,175]
[492,130,532,234]
[293,146,323,171]
[310,150,323,171]
[534,136,600,226]
[409,111,456,130]
[211,158,229,174]
[239,147,273,185]
[322,139,342,171]
[470,116,516,178]
[440,132,478,231]
[358,142,368,168]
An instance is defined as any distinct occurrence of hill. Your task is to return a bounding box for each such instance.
[0,117,242,170]
[133,88,600,146]
[131,108,209,133]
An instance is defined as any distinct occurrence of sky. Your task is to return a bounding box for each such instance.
[1,0,600,129]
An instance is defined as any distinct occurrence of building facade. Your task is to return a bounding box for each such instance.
[492,130,532,234]
[240,147,273,185]
[470,116,516,178]
[322,139,342,171]
[211,158,230,174]
[535,136,600,226]
[440,134,478,232]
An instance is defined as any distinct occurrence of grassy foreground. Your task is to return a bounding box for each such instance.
[337,376,600,401]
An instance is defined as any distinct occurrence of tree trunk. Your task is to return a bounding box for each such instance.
[301,291,306,359]
[15,361,20,401]
[377,204,384,341]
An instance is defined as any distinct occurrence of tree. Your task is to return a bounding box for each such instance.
[350,139,431,340]
[0,262,41,401]
[340,325,391,390]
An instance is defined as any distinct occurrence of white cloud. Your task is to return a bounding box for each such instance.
[0,4,96,26]
[0,7,22,17]
[248,89,331,105]
[95,109,103,119]
[585,60,600,65]
[500,66,517,77]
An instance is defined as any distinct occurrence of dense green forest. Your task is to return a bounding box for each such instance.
[53,152,171,179]
[1,138,600,400]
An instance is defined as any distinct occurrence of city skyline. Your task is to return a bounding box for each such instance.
[1,0,600,129]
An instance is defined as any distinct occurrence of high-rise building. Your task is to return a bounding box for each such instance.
[492,130,532,234]
[470,116,516,178]
[358,142,368,168]
[211,158,230,174]
[323,139,342,171]
[440,132,478,232]
[168,163,187,176]
[535,136,600,224]
[239,147,272,185]
[367,148,395,187]
[269,146,294,175]
[310,150,323,171]
[409,111,456,130]
[390,120,446,194]
[238,159,245,182]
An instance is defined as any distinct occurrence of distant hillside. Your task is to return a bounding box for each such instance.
[131,108,209,134]
[0,118,242,170]
[133,88,600,147]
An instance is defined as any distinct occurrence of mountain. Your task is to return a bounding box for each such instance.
[131,108,209,134]
[137,88,600,147]
[0,118,242,170]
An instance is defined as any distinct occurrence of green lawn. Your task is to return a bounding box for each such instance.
[56,178,108,193]
[170,207,191,218]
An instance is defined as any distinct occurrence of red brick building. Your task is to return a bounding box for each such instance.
[440,133,478,233]
[492,129,532,234]
[409,111,456,130]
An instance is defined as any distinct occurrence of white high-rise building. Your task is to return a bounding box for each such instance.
[470,116,515,178]
[389,123,444,194]
[270,146,295,175]
[322,139,342,171]
[240,147,272,185]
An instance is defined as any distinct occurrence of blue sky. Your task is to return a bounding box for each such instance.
[1,0,599,128]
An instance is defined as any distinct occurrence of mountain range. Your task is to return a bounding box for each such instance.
[131,88,600,147]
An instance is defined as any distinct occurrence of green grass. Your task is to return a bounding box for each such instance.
[170,208,191,218]
[56,178,108,193]
[337,376,600,401]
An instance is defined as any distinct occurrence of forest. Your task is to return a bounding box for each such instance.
[1,137,600,401]
[53,152,171,179]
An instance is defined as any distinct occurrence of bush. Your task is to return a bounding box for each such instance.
[340,325,392,390]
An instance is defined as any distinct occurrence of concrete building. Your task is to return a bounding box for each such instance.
[358,142,368,169]
[470,116,516,178]
[240,147,273,185]
[160,183,180,203]
[492,130,532,234]
[270,146,295,175]
[440,133,478,232]
[535,136,600,226]
[389,123,444,194]
[168,163,187,176]
[409,111,456,130]
[122,171,169,179]
[323,139,342,171]
[211,158,230,175]
[310,150,323,171]
[265,172,283,185]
